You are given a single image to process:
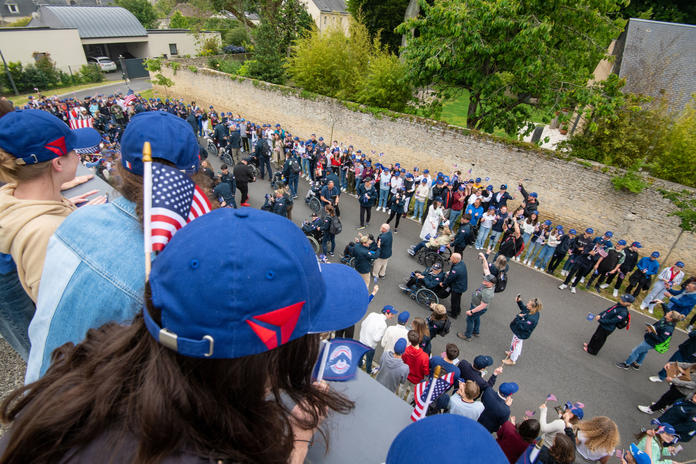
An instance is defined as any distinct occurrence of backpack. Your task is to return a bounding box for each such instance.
[616,311,630,330]
[440,318,451,336]
[290,158,301,174]
[494,270,507,293]
[329,216,342,235]
[655,336,672,354]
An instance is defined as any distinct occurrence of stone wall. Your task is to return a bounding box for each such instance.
[154,66,696,269]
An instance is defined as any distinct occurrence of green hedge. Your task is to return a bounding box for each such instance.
[0,58,104,95]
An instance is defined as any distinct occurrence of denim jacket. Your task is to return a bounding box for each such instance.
[26,196,144,383]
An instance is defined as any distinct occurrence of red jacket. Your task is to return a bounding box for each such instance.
[402,345,430,384]
[496,421,530,463]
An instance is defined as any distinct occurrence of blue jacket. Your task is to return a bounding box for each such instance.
[644,317,676,347]
[422,268,444,289]
[457,359,498,394]
[27,197,144,383]
[320,185,340,205]
[442,261,468,293]
[667,289,696,317]
[637,256,660,276]
[478,387,510,433]
[509,300,540,339]
[597,303,629,331]
[378,231,393,259]
[465,204,484,226]
[490,191,513,209]
[453,223,474,248]
[659,399,696,443]
[353,243,377,274]
[357,183,377,207]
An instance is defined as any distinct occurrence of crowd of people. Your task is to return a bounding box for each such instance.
[0,90,695,463]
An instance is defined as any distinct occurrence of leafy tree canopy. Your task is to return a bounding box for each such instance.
[398,0,626,135]
[346,0,410,53]
[115,0,158,28]
[618,0,696,25]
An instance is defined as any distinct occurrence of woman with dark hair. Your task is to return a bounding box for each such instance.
[1,207,370,464]
[535,433,576,464]
[496,417,540,463]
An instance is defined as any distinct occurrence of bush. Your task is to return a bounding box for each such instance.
[650,96,696,187]
[611,169,648,193]
[79,64,104,84]
[355,53,412,112]
[144,58,162,72]
[199,37,220,56]
[169,10,188,29]
[0,57,99,94]
[223,24,249,46]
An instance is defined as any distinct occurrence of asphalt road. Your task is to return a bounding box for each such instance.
[64,77,152,101]
[215,153,692,459]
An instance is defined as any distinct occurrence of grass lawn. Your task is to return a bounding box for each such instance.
[3,81,114,107]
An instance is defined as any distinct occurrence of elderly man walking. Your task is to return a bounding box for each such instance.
[373,224,393,280]
[441,253,468,319]
[457,253,496,341]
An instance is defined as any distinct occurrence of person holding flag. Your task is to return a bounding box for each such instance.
[26,111,207,382]
[0,207,370,463]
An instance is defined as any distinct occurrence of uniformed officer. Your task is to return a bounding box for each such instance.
[441,253,468,318]
[584,294,634,355]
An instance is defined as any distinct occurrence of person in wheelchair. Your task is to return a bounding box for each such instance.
[341,232,378,265]
[302,213,323,237]
[400,262,445,294]
[407,225,453,257]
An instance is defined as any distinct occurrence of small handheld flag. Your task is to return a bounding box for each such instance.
[313,338,371,382]
[525,410,535,418]
[586,313,596,321]
[546,394,557,402]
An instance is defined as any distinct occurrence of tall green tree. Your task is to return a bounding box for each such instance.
[169,11,189,28]
[398,0,625,135]
[115,0,158,28]
[618,0,696,24]
[346,0,410,53]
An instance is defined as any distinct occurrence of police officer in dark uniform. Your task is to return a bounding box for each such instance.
[584,294,634,355]
[213,118,229,153]
[441,253,468,318]
[233,158,255,206]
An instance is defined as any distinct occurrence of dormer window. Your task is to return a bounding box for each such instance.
[7,3,19,13]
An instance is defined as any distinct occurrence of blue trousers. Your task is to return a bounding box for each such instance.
[465,307,487,337]
[535,245,556,268]
[301,158,310,176]
[414,200,425,220]
[322,233,335,254]
[362,348,376,372]
[625,340,653,366]
[488,230,503,250]
[449,209,462,227]
[0,268,36,361]
[288,175,299,197]
[340,169,347,189]
[259,156,273,180]
[378,188,390,209]
[475,226,491,249]
[524,241,543,262]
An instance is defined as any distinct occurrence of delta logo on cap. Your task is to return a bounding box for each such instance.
[245,301,304,350]
[44,137,67,157]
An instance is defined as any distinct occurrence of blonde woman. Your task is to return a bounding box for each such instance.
[574,416,620,463]
[411,317,432,355]
[503,295,541,365]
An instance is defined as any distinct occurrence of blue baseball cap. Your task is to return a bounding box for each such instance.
[617,239,627,246]
[632,241,642,248]
[423,169,429,174]
[488,206,496,210]
[676,261,685,268]
[121,111,199,176]
[394,338,407,355]
[651,251,660,258]
[473,355,493,369]
[629,443,651,464]
[585,228,594,234]
[382,305,398,315]
[529,192,538,198]
[486,185,493,191]
[475,177,481,183]
[458,185,465,190]
[569,229,577,235]
[499,382,519,396]
[605,231,613,238]
[500,184,507,189]
[0,109,100,164]
[386,415,507,464]
[621,294,635,303]
[398,311,410,324]
[143,208,369,359]
[652,419,676,436]
[543,220,552,226]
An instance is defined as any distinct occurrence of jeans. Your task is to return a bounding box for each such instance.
[475,226,491,249]
[0,268,36,361]
[487,230,503,250]
[413,240,427,254]
[658,351,685,380]
[355,177,362,194]
[362,348,376,372]
[378,188,390,209]
[259,156,273,180]
[625,340,653,366]
[524,241,543,262]
[288,175,299,197]
[301,158,310,177]
[414,200,425,220]
[449,209,463,227]
[340,169,347,189]
[322,233,336,255]
[465,307,487,337]
[562,255,576,272]
[534,245,556,268]
[522,232,532,250]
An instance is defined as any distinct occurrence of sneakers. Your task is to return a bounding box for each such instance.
[561,270,567,276]
[394,229,398,234]
[648,308,654,314]
[407,248,416,256]
[689,325,694,332]
[649,376,663,383]
[600,283,610,289]
[637,405,654,414]
[631,362,641,370]
[370,367,379,375]
[594,286,601,293]
[571,287,576,294]
[579,277,585,284]
[357,225,366,230]
[558,284,568,290]
[399,284,410,293]
[613,289,619,298]
[241,202,250,207]
[616,362,630,370]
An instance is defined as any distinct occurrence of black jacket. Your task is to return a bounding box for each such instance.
[453,223,474,248]
[678,331,696,360]
[353,244,377,274]
[228,129,241,148]
[659,399,696,442]
[597,303,629,331]
[644,317,676,347]
[442,261,468,294]
[620,248,639,273]
[233,162,254,184]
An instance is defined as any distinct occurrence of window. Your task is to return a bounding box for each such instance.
[169,43,178,55]
[7,3,19,13]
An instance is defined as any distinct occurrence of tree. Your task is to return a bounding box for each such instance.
[115,0,158,29]
[154,0,176,18]
[618,0,696,25]
[346,0,410,53]
[652,95,696,187]
[398,0,625,135]
[169,11,189,29]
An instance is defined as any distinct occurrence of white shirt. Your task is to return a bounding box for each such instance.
[381,324,409,353]
[359,312,388,349]
[480,212,497,228]
[448,395,485,420]
[390,176,404,194]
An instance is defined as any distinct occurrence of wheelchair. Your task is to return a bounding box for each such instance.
[302,221,323,254]
[399,273,450,307]
[304,179,325,214]
[415,244,452,270]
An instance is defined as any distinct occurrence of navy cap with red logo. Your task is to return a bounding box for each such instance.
[0,109,100,164]
[143,207,370,359]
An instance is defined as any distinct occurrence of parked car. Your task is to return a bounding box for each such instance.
[87,56,117,72]
[223,45,246,54]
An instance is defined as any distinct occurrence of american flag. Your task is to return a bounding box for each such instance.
[150,162,211,252]
[123,91,137,106]
[410,371,455,421]
[68,117,93,129]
